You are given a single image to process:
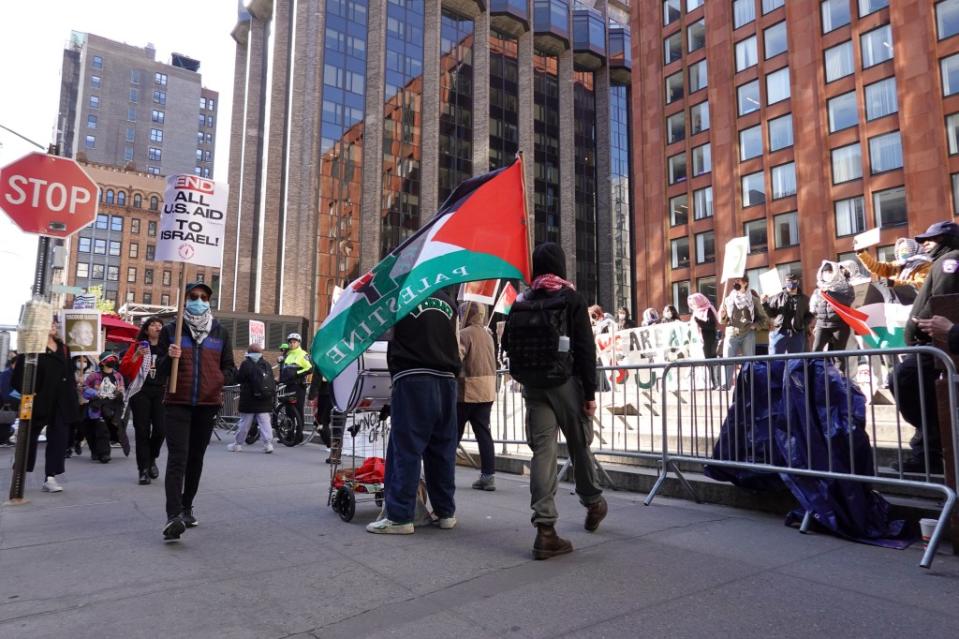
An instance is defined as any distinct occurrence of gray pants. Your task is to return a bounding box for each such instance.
[524,378,603,526]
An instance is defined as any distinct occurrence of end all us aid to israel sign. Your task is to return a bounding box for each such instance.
[156,174,228,268]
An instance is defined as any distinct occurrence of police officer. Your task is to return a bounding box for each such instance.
[280,333,312,442]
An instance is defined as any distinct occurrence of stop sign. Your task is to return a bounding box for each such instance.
[0,152,99,237]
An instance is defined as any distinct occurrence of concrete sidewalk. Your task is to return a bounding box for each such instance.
[1,439,957,639]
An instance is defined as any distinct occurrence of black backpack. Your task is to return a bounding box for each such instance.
[250,361,276,399]
[503,289,574,388]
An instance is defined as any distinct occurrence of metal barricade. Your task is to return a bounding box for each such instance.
[217,385,242,432]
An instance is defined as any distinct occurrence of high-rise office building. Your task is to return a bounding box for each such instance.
[220,0,634,328]
[630,0,959,313]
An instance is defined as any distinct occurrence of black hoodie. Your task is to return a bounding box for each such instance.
[388,288,462,380]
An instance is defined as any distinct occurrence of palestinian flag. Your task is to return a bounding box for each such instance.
[311,157,531,380]
[493,282,518,315]
[855,302,911,350]
[821,291,874,337]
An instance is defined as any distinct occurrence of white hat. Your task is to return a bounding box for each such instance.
[287,332,302,341]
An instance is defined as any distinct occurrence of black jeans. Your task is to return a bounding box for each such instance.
[130,385,166,472]
[891,354,941,459]
[812,325,852,372]
[164,404,218,519]
[26,412,67,477]
[456,401,495,476]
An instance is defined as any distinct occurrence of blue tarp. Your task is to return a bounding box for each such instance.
[704,359,909,548]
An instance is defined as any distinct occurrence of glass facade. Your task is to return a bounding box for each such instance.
[438,10,474,203]
[533,52,561,245]
[574,71,598,304]
[610,84,632,313]
[489,30,519,171]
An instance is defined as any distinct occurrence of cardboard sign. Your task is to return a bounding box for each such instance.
[759,268,783,297]
[249,320,265,349]
[720,237,750,283]
[61,309,102,357]
[853,227,881,251]
[156,174,228,268]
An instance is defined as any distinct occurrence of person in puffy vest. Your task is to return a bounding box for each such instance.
[158,281,236,541]
[809,261,855,366]
[228,343,275,454]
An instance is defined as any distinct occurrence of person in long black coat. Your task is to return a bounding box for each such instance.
[12,316,81,493]
[227,343,276,453]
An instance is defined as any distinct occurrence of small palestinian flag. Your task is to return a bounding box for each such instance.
[311,157,531,381]
[821,291,875,337]
[493,282,518,315]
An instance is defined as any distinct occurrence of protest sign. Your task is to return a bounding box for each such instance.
[61,309,101,357]
[759,268,782,297]
[853,227,881,251]
[249,320,265,349]
[156,175,228,268]
[720,237,750,283]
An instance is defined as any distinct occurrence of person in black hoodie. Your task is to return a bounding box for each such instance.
[367,288,462,535]
[507,242,606,560]
[227,343,276,453]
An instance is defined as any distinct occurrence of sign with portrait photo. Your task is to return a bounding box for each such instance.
[61,309,101,357]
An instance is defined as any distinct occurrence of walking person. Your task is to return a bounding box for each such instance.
[503,242,607,560]
[159,282,236,541]
[227,343,275,453]
[120,317,167,485]
[279,333,312,443]
[12,316,81,493]
[718,278,767,389]
[456,302,498,491]
[81,353,125,464]
[762,272,812,354]
[687,293,720,388]
[68,355,97,457]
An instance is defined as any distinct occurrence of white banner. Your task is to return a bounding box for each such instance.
[720,236,750,283]
[156,175,228,268]
[249,320,265,349]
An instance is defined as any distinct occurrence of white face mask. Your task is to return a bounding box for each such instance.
[247,352,262,362]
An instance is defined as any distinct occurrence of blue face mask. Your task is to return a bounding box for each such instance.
[185,299,210,315]
[247,352,262,362]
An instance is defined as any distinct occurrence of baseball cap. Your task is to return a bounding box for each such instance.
[185,281,214,297]
[915,221,959,241]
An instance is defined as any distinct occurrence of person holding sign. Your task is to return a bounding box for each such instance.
[762,272,812,354]
[856,237,932,291]
[718,278,767,389]
[158,282,236,541]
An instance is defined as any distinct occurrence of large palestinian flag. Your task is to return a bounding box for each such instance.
[311,157,531,381]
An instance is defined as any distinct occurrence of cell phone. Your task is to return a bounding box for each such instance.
[140,341,150,349]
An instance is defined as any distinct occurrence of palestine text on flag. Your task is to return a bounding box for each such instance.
[311,157,530,380]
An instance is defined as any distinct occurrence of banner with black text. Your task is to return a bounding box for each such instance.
[156,174,228,268]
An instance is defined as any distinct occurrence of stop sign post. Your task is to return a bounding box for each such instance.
[0,152,99,237]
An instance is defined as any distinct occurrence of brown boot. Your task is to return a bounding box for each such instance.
[584,496,607,532]
[532,524,573,560]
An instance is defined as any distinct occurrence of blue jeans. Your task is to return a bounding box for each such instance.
[770,330,806,354]
[384,374,458,523]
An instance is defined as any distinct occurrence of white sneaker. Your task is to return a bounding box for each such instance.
[227,442,242,452]
[42,476,63,493]
[110,442,122,448]
[263,443,274,454]
[436,516,457,530]
[366,517,414,535]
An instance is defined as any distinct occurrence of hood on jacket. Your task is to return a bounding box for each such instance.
[459,301,486,328]
[532,242,567,280]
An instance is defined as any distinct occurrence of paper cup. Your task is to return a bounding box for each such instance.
[919,518,937,548]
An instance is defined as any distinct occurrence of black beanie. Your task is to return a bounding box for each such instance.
[532,242,567,279]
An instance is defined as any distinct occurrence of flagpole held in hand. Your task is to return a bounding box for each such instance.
[168,263,185,393]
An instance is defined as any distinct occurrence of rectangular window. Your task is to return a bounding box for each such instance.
[93,239,106,255]
[108,240,120,257]
[127,267,137,283]
[865,77,898,120]
[666,71,684,103]
[146,244,155,259]
[949,113,959,154]
[690,101,710,134]
[667,111,686,144]
[130,69,140,84]
[822,0,851,33]
[697,276,717,305]
[768,114,793,151]
[687,0,704,10]
[736,36,758,72]
[129,88,138,103]
[766,67,790,104]
[744,219,768,253]
[127,107,136,123]
[162,270,172,286]
[942,54,959,96]
[695,231,716,264]
[774,211,799,248]
[859,0,889,17]
[153,90,166,105]
[110,215,122,232]
[161,294,170,306]
[87,115,97,129]
[763,0,785,12]
[149,147,162,161]
[835,196,866,237]
[129,242,139,258]
[76,262,89,278]
[78,237,91,252]
[869,131,903,173]
[150,128,163,143]
[155,72,167,86]
[771,162,797,199]
[764,22,788,59]
[832,143,863,183]
[740,125,763,161]
[143,293,153,305]
[91,75,101,89]
[665,32,682,64]
[152,110,165,124]
[91,55,102,69]
[206,115,214,128]
[742,171,766,206]
[195,149,203,161]
[670,193,690,227]
[96,214,108,229]
[939,0,959,40]
[664,0,681,25]
[825,41,855,82]
[147,167,160,176]
[673,280,692,314]
[131,219,140,234]
[689,60,708,93]
[144,269,154,285]
[827,91,858,132]
[148,221,156,237]
[126,127,135,142]
[107,266,119,282]
[734,0,756,28]
[692,143,711,176]
[777,261,802,284]
[92,264,104,280]
[671,237,690,269]
[668,153,687,184]
[861,25,894,68]
[123,146,134,161]
[693,186,713,219]
[84,135,95,149]
[874,186,907,227]
[89,95,99,109]
[738,80,760,116]
[688,19,706,52]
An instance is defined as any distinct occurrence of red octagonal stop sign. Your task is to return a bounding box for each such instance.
[0,152,99,237]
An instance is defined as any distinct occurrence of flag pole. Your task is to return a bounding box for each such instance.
[169,262,186,393]
[515,152,532,284]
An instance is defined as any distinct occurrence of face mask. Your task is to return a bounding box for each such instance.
[733,283,742,291]
[185,299,210,315]
[247,352,262,362]
[76,361,84,369]
[786,282,798,290]
[617,313,626,320]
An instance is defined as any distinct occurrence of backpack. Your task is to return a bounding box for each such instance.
[502,289,574,388]
[250,361,276,399]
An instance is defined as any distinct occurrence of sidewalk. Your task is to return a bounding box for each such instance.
[1,439,957,639]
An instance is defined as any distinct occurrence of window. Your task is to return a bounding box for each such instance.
[111,215,122,231]
[668,153,687,184]
[774,211,799,247]
[144,269,154,285]
[671,237,690,269]
[124,146,134,162]
[875,244,897,262]
[768,114,793,151]
[832,143,863,183]
[742,171,766,206]
[865,77,898,120]
[87,115,97,129]
[126,127,135,142]
[148,221,157,237]
[195,149,203,161]
[734,0,756,28]
[127,267,137,283]
[825,41,855,82]
[196,273,205,284]
[162,270,172,286]
[208,98,215,111]
[197,131,204,144]
[697,276,717,305]
[97,211,109,227]
[777,261,802,284]
[198,114,206,129]
[84,135,95,149]
[143,293,153,305]
[673,281,692,314]
[129,242,139,258]
[161,294,170,306]
[869,131,903,173]
[670,194,689,226]
[874,186,907,227]
[150,128,163,143]
[148,167,160,176]
[200,97,207,110]
[128,107,136,122]
[91,75,101,89]
[129,88,138,103]
[764,22,787,59]
[861,25,894,68]
[949,113,959,154]
[107,266,119,282]
[125,291,135,303]
[153,90,166,105]
[666,71,684,103]
[736,36,758,72]
[76,262,89,278]
[822,0,851,33]
[665,32,682,64]
[131,218,141,234]
[91,55,102,69]
[93,239,106,255]
[89,95,99,109]
[155,72,167,86]
[740,125,763,161]
[693,186,713,219]
[108,240,120,257]
[942,54,959,96]
[827,91,858,132]
[146,244,156,259]
[667,111,686,144]
[688,20,706,52]
[78,237,91,252]
[939,0,959,40]
[859,0,888,16]
[771,162,797,199]
[205,132,213,144]
[690,101,710,133]
[689,60,708,93]
[664,0,681,25]
[738,80,760,116]
[133,194,141,208]
[692,143,711,176]
[152,110,165,124]
[687,0,704,10]
[149,147,162,161]
[93,264,106,280]
[835,196,866,236]
[206,115,214,128]
[763,0,785,12]
[131,69,141,84]
[745,219,768,253]
[695,231,716,264]
[766,67,790,104]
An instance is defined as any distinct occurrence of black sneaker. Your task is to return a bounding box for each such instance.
[163,516,186,541]
[148,462,160,479]
[181,507,198,528]
[138,471,151,485]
